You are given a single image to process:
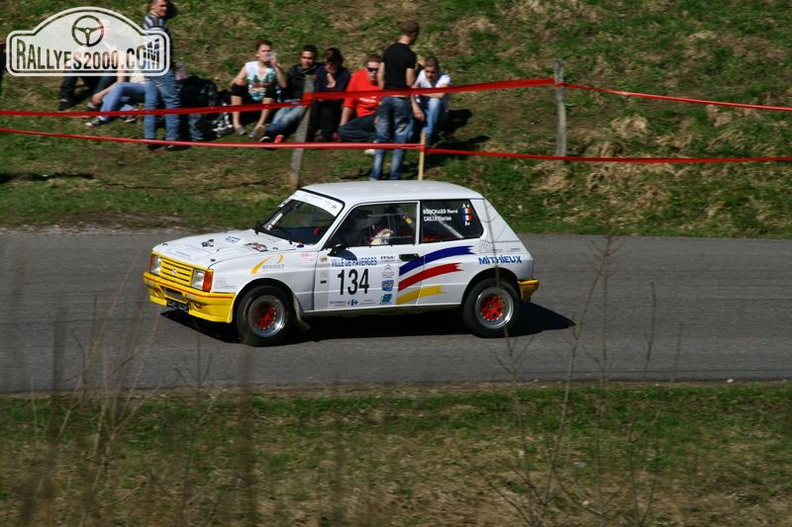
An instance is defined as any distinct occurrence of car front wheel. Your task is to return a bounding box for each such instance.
[235,285,293,346]
[462,278,520,338]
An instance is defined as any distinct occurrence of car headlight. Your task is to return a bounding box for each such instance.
[191,269,214,291]
[149,254,162,275]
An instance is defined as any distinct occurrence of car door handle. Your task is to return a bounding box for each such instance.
[399,253,420,261]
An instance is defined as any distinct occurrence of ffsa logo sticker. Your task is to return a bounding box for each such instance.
[6,7,170,77]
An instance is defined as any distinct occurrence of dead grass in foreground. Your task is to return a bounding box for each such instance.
[1,383,789,526]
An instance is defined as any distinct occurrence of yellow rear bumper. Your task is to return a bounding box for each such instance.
[519,279,539,302]
[143,273,236,323]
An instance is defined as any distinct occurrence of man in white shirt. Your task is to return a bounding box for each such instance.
[412,56,450,144]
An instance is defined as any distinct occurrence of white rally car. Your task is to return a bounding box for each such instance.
[143,181,539,346]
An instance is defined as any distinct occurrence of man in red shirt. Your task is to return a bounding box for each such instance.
[338,54,382,148]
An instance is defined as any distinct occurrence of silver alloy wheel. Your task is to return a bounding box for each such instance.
[247,293,288,338]
[473,285,515,330]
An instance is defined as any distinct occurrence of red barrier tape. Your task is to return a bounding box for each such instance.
[2,78,788,117]
[1,76,789,162]
[561,83,792,112]
[0,78,556,118]
[426,148,792,163]
[2,126,788,162]
[305,77,556,101]
[0,100,297,118]
[0,127,420,150]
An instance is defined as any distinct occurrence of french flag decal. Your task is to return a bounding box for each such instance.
[396,246,473,304]
[462,204,473,225]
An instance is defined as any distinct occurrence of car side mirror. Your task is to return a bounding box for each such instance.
[327,241,347,257]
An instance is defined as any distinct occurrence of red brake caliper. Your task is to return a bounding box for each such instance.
[255,304,277,329]
[480,294,503,321]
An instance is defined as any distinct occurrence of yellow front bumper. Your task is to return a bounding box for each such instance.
[519,279,539,302]
[143,272,236,323]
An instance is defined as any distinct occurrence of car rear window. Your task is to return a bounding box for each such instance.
[420,200,483,243]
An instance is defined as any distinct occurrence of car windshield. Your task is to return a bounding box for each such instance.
[255,193,342,245]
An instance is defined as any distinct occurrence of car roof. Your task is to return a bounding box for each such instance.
[300,180,484,205]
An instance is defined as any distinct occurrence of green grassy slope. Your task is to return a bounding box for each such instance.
[1,0,790,236]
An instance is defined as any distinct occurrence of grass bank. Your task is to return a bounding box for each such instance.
[1,384,790,525]
[1,0,790,237]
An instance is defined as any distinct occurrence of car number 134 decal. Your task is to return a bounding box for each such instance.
[337,268,370,295]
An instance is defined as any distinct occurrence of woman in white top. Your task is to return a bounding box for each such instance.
[229,38,286,140]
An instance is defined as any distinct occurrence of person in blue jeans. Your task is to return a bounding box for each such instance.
[262,44,319,143]
[144,67,182,149]
[85,75,147,127]
[142,0,186,151]
[370,97,414,180]
[412,57,451,144]
[370,20,420,181]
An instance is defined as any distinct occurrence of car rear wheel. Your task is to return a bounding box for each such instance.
[462,278,520,338]
[235,285,293,346]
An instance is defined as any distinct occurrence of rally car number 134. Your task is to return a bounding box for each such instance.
[143,181,539,346]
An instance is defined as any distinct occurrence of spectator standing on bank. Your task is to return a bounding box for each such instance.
[370,20,420,181]
[261,44,319,143]
[338,54,382,147]
[412,56,451,144]
[142,0,184,151]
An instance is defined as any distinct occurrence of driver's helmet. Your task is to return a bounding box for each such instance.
[353,210,376,231]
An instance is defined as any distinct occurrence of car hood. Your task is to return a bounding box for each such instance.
[154,229,306,268]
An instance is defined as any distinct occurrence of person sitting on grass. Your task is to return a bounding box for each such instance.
[259,44,320,143]
[412,56,451,144]
[338,53,382,153]
[229,39,286,141]
[85,69,147,128]
[306,47,350,142]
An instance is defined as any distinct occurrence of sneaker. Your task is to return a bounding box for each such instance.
[364,149,376,156]
[85,118,107,128]
[258,135,272,143]
[84,102,97,118]
[57,100,71,112]
[123,114,138,124]
[250,125,266,142]
[234,125,246,136]
[274,134,284,143]
[166,144,190,152]
[213,118,234,137]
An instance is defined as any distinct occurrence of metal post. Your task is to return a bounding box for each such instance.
[553,59,567,158]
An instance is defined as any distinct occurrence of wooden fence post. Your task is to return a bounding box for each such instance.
[289,75,315,189]
[418,131,426,180]
[554,59,567,158]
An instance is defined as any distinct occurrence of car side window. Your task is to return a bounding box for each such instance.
[420,200,483,243]
[333,203,417,247]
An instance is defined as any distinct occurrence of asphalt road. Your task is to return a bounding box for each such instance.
[1,230,790,393]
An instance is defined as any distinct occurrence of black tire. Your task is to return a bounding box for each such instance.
[462,278,520,338]
[234,285,293,346]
